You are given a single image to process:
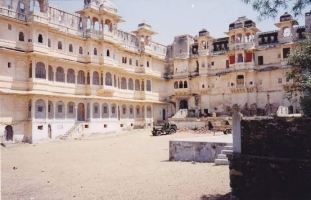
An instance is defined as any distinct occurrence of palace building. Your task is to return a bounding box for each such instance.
[0,0,310,143]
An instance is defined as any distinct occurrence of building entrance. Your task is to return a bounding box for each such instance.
[5,125,13,141]
[179,100,188,109]
[77,103,85,121]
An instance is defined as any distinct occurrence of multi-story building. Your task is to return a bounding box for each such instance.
[0,0,309,143]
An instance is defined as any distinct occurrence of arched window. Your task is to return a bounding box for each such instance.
[129,58,132,65]
[236,75,244,86]
[135,79,140,91]
[106,49,110,57]
[184,81,188,88]
[128,78,133,90]
[29,64,32,78]
[35,62,46,79]
[105,72,112,86]
[48,38,51,47]
[67,102,75,119]
[174,81,178,89]
[122,104,127,118]
[141,80,145,91]
[129,105,134,119]
[179,81,183,88]
[69,44,73,52]
[35,99,46,119]
[94,48,97,56]
[58,41,62,50]
[48,65,53,81]
[147,106,152,118]
[93,102,100,118]
[79,46,83,55]
[147,61,149,67]
[55,101,65,119]
[102,103,109,118]
[136,105,141,118]
[77,70,85,84]
[121,77,127,89]
[111,103,117,118]
[67,69,75,83]
[146,80,151,91]
[19,32,24,41]
[56,67,65,82]
[87,72,90,85]
[38,34,43,43]
[93,71,99,85]
[48,100,53,119]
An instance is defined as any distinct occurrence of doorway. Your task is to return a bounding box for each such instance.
[162,109,166,120]
[77,103,85,121]
[5,125,13,141]
[48,124,52,139]
[179,100,188,109]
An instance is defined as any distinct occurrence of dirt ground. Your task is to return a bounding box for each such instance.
[1,130,231,200]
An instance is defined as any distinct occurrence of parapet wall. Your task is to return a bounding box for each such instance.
[228,118,311,200]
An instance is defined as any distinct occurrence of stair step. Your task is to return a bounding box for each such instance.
[217,154,228,159]
[215,159,230,165]
[221,150,233,155]
[224,146,233,150]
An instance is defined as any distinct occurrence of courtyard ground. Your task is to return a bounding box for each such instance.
[1,130,231,200]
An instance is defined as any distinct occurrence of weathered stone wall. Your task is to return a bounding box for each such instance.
[228,118,311,200]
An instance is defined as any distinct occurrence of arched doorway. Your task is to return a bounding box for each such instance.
[77,103,85,121]
[48,125,52,139]
[179,100,188,109]
[5,125,13,141]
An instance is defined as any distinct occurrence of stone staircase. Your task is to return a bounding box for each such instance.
[172,109,188,118]
[215,145,233,165]
[60,123,82,140]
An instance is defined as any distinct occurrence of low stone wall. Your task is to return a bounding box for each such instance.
[229,118,311,200]
[169,140,229,163]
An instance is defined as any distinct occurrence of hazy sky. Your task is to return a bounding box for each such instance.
[49,0,310,45]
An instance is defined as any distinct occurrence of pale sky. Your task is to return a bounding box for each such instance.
[49,0,310,45]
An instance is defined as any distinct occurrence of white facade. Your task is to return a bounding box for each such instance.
[0,1,309,143]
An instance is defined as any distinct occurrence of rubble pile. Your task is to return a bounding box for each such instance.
[176,127,214,134]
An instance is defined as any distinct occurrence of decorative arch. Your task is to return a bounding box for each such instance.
[147,106,152,118]
[67,69,75,83]
[102,103,109,118]
[56,67,65,82]
[174,81,178,89]
[111,103,117,118]
[93,102,100,118]
[19,32,24,41]
[136,105,141,118]
[105,72,112,86]
[121,77,127,89]
[77,70,85,84]
[121,104,127,118]
[35,99,46,119]
[67,102,75,118]
[179,81,183,88]
[35,62,46,79]
[135,79,140,91]
[184,81,188,88]
[38,34,43,43]
[93,71,99,85]
[55,101,65,119]
[146,80,151,91]
[48,65,53,81]
[129,105,134,119]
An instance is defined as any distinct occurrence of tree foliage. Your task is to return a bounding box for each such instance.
[285,33,311,117]
[242,0,311,20]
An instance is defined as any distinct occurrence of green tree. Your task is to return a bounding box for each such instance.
[242,0,311,19]
[285,33,311,117]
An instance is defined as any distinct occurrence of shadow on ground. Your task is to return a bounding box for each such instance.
[201,192,231,200]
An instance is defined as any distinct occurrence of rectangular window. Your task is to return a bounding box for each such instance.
[94,106,98,114]
[38,106,43,112]
[112,107,115,114]
[211,62,214,66]
[103,107,107,113]
[258,56,264,65]
[283,48,290,58]
[69,106,74,113]
[130,108,133,115]
[123,107,126,114]
[58,105,62,113]
[48,105,51,112]
[38,125,43,130]
[136,108,140,114]
[8,62,11,68]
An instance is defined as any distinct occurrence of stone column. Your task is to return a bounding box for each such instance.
[232,104,242,154]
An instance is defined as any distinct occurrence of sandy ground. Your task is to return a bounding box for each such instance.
[1,130,231,200]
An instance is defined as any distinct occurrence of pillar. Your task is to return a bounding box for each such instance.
[232,104,242,154]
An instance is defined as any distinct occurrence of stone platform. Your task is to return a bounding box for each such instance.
[169,135,232,163]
